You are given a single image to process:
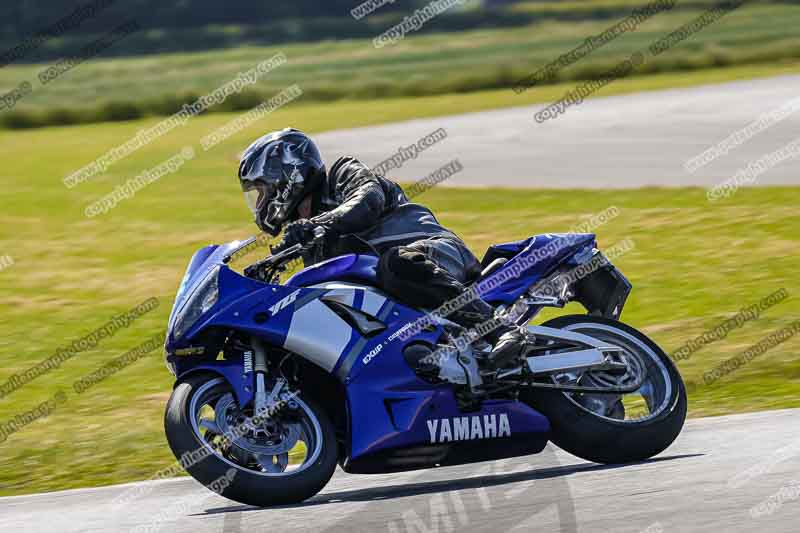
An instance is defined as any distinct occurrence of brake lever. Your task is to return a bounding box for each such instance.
[267,242,304,262]
[251,228,326,282]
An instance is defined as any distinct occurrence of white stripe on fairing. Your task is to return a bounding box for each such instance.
[308,282,390,318]
[361,290,387,317]
[284,299,352,371]
[309,282,364,291]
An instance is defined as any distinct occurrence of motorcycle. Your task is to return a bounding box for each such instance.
[163,229,686,507]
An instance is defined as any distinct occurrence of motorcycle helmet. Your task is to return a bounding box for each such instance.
[238,128,326,235]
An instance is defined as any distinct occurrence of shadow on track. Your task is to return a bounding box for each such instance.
[197,453,702,515]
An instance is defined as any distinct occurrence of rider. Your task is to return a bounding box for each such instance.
[238,128,521,359]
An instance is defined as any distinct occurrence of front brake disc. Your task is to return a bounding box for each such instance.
[214,394,301,455]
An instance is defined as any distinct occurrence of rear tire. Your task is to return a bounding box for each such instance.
[522,315,687,464]
[165,373,338,506]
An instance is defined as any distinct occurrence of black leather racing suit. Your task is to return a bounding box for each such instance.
[305,156,496,329]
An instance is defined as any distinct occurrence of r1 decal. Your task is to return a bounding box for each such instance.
[269,289,300,315]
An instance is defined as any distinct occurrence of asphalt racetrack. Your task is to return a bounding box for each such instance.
[316,75,800,189]
[2,409,798,532]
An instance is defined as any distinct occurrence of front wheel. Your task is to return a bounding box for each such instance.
[164,373,338,507]
[522,315,687,464]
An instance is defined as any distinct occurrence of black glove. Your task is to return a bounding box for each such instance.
[271,219,318,254]
[244,258,270,281]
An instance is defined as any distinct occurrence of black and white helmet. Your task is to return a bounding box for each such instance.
[238,128,326,235]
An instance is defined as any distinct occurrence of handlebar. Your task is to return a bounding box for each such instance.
[246,226,327,283]
[268,226,326,264]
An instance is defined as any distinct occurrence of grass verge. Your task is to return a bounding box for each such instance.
[0,175,797,495]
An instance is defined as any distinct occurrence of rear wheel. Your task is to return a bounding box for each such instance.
[522,315,687,464]
[165,373,338,506]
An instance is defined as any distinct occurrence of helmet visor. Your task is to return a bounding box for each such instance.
[241,181,276,219]
[243,188,262,217]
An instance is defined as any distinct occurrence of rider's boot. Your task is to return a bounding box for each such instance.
[487,329,528,368]
[447,298,527,368]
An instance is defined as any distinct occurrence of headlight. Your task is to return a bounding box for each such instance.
[173,266,220,340]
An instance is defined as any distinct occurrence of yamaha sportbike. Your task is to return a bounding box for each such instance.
[163,230,686,506]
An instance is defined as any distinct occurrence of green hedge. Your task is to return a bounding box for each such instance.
[2,38,799,130]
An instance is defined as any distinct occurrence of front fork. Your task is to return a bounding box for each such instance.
[252,336,269,414]
[251,336,287,416]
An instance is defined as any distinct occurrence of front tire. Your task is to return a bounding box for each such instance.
[165,373,338,507]
[523,315,687,464]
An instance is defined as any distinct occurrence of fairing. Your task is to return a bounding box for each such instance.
[286,254,379,287]
[164,233,603,467]
[477,233,596,304]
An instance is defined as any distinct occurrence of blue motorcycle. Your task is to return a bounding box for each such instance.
[163,229,686,506]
